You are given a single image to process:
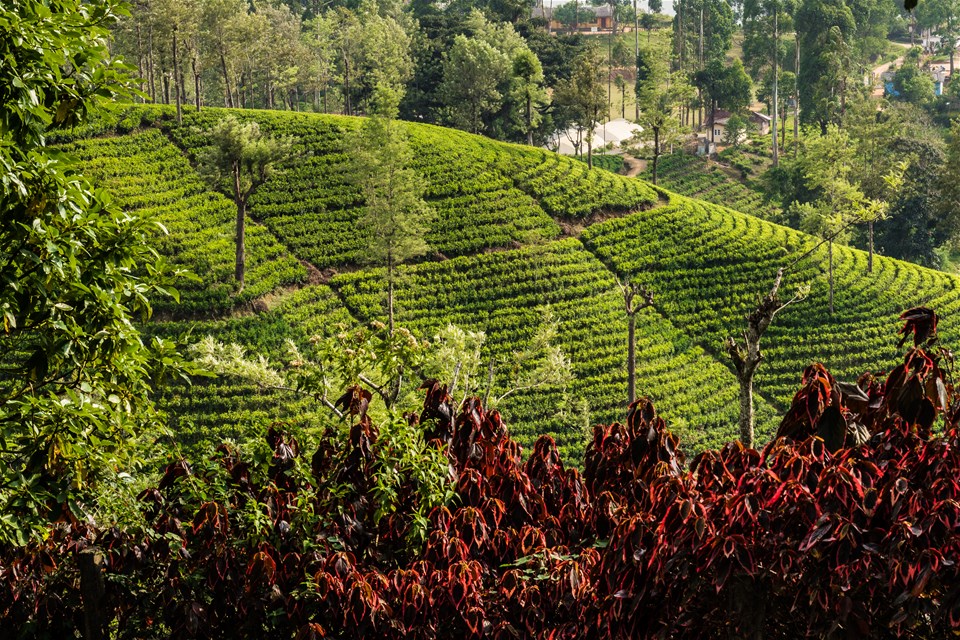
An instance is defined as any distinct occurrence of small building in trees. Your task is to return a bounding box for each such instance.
[532,4,614,32]
[702,110,770,144]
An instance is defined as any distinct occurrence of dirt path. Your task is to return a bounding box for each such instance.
[870,43,911,97]
[622,154,646,177]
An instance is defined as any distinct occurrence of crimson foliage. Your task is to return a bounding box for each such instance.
[3,308,960,638]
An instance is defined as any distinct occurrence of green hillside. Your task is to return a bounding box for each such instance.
[61,104,960,459]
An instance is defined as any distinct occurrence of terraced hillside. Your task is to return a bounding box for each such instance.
[62,104,960,459]
[639,151,778,221]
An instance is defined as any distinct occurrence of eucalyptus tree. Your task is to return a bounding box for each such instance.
[742,0,795,165]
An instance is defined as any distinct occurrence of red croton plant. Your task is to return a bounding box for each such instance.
[3,308,960,638]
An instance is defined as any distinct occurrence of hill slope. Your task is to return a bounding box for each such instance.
[61,104,960,458]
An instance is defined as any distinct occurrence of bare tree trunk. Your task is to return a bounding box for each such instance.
[771,10,779,166]
[738,381,755,448]
[148,26,156,103]
[726,268,802,448]
[652,127,660,184]
[78,548,107,640]
[344,60,351,115]
[628,314,636,403]
[794,35,800,159]
[136,23,145,102]
[387,256,395,335]
[220,49,233,108]
[172,29,182,124]
[828,240,834,316]
[193,56,201,111]
[527,94,534,145]
[234,165,246,291]
[620,281,653,405]
[868,221,874,273]
[634,0,639,121]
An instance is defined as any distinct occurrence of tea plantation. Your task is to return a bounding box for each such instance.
[63,104,960,458]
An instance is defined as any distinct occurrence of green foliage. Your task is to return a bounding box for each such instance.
[892,54,937,106]
[0,0,189,542]
[553,47,609,167]
[553,2,596,29]
[696,58,754,115]
[63,128,306,314]
[639,152,778,220]
[440,35,510,134]
[796,0,856,130]
[347,85,433,329]
[582,193,960,415]
[332,238,772,458]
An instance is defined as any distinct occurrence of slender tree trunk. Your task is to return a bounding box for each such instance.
[738,377,755,448]
[710,100,716,143]
[220,48,233,108]
[771,10,779,166]
[387,256,395,335]
[234,165,246,291]
[725,269,792,449]
[575,0,579,33]
[699,7,704,68]
[344,60,351,115]
[172,29,182,124]
[828,239,834,316]
[78,549,107,640]
[527,94,533,145]
[868,221,874,273]
[652,127,660,184]
[634,0,639,121]
[781,110,787,149]
[136,23,145,102]
[794,35,800,159]
[193,56,201,111]
[148,26,156,103]
[162,71,170,104]
[587,129,593,168]
[627,314,636,403]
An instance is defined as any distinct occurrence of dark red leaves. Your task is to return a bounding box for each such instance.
[898,307,938,348]
[5,310,960,638]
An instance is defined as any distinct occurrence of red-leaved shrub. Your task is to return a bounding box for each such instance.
[2,307,960,638]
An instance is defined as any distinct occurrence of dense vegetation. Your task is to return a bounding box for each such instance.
[9,0,960,637]
[4,313,960,638]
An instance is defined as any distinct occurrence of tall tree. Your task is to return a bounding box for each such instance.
[743,0,795,165]
[440,35,510,134]
[695,59,753,142]
[672,0,735,72]
[349,86,434,334]
[199,116,293,291]
[795,0,855,132]
[630,49,687,184]
[725,270,804,448]
[512,49,549,145]
[554,47,608,168]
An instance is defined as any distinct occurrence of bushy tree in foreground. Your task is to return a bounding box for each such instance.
[0,0,188,544]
